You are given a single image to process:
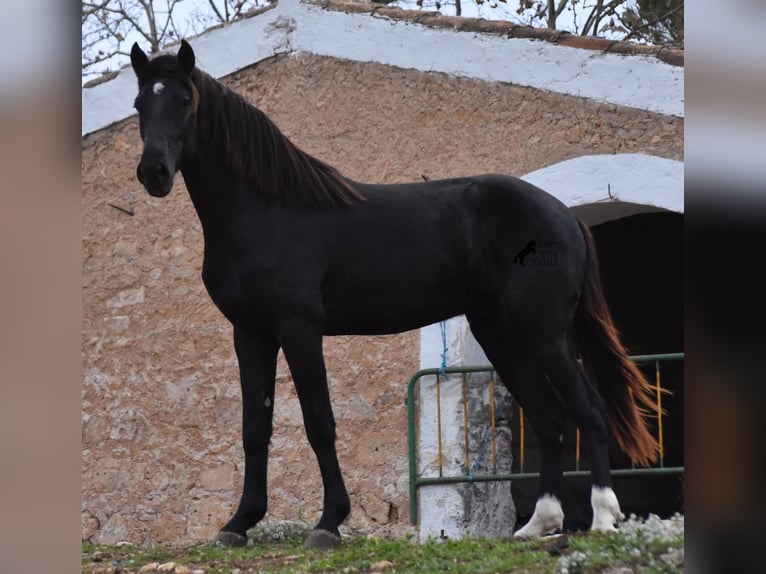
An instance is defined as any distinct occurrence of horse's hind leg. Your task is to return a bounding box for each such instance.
[467,317,567,538]
[218,327,279,547]
[540,338,623,532]
[507,360,569,539]
[278,318,350,549]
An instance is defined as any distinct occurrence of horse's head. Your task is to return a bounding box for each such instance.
[130,40,197,197]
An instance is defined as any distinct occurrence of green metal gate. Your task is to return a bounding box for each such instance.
[406,352,684,524]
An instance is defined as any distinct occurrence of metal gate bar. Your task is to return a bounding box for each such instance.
[406,353,684,524]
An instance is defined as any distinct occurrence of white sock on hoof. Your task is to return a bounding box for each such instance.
[513,494,564,539]
[590,486,623,532]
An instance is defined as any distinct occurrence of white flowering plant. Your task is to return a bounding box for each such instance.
[247,520,313,544]
[557,513,684,574]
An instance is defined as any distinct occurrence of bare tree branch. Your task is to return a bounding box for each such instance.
[554,0,568,18]
[206,0,261,24]
[159,0,185,41]
[621,3,684,43]
[581,0,623,37]
[83,0,267,81]
[207,0,226,22]
[230,0,249,20]
[581,0,603,36]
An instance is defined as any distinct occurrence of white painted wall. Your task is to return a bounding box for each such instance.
[81,0,683,136]
[417,317,485,540]
[417,318,515,540]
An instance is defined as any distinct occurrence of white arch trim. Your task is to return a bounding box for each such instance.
[524,153,684,225]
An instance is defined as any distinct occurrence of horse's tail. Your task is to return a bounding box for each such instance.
[574,219,659,466]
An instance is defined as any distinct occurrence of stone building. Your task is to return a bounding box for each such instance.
[82,0,683,544]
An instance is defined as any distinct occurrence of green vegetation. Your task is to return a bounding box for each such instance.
[560,514,684,574]
[83,514,683,573]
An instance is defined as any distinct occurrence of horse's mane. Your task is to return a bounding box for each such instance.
[190,68,364,209]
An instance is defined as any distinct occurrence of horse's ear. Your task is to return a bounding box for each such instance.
[130,42,149,74]
[178,40,195,76]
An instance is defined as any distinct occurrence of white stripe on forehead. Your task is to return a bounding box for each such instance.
[152,81,165,95]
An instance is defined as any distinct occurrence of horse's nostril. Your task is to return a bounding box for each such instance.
[138,158,169,184]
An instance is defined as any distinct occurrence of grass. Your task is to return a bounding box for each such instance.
[82,515,684,573]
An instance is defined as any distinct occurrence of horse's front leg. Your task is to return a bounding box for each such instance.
[278,318,350,549]
[216,327,279,547]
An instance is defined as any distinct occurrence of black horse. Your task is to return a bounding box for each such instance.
[129,41,658,548]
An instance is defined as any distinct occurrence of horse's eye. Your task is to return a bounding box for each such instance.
[180,93,192,107]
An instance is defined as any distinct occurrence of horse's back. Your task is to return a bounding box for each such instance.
[319,174,585,334]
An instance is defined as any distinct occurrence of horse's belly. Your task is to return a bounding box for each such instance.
[322,284,468,336]
[323,312,459,336]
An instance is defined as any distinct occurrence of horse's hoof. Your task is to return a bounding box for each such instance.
[513,494,564,539]
[304,529,341,549]
[215,531,248,548]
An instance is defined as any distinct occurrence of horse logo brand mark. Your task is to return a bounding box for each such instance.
[513,240,537,267]
[514,240,561,267]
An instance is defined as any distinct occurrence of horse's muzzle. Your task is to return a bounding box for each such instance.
[137,157,174,197]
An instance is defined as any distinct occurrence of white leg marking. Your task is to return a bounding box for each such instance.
[153,81,165,95]
[514,494,564,539]
[590,486,624,532]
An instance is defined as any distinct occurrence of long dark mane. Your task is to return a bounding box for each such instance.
[190,68,364,209]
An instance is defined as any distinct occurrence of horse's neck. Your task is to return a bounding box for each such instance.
[179,145,254,237]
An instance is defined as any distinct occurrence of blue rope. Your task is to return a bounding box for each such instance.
[468,433,492,480]
[467,396,512,481]
[436,320,510,479]
[439,320,448,375]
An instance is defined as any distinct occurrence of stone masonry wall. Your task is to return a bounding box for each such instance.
[81,52,683,544]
